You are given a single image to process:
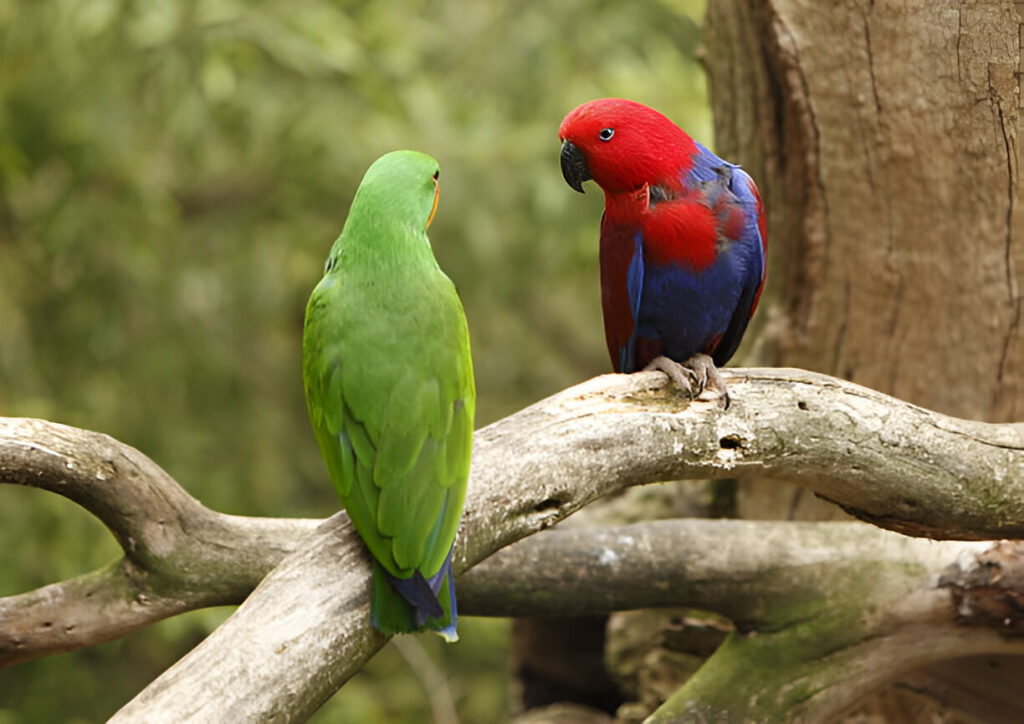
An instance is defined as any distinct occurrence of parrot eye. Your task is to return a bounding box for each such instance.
[599,128,615,142]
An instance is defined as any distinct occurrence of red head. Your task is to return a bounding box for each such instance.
[559,98,696,195]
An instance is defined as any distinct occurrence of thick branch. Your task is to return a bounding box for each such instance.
[1,369,1022,718]
[456,368,1024,551]
[0,418,320,666]
[109,369,1023,721]
[461,520,1024,721]
[460,519,979,620]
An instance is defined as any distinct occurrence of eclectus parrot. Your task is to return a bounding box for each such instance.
[302,150,474,640]
[559,98,767,402]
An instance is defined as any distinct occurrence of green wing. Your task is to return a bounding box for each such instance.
[303,266,474,580]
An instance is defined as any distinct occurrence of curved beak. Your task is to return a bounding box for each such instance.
[426,176,439,229]
[560,140,591,194]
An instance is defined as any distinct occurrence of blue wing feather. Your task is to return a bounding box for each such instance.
[707,166,766,365]
[620,233,645,371]
[630,144,765,368]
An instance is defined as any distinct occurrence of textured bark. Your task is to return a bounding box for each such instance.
[707,0,1021,420]
[699,0,1024,720]
[0,417,319,667]
[465,520,1024,722]
[1,368,1022,719]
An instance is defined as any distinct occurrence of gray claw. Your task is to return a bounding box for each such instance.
[644,353,731,408]
[643,355,696,397]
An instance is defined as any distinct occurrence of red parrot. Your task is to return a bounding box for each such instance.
[559,98,766,402]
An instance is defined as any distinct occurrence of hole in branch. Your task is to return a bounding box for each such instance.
[797,401,808,410]
[534,497,562,513]
[719,435,743,450]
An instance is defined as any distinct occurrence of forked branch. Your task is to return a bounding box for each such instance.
[1,369,1021,720]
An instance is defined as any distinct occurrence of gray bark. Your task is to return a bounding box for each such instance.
[1,369,1023,720]
[702,3,1024,717]
[0,417,319,666]
[464,520,1024,722]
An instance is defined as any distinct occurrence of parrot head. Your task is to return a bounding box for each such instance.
[558,98,696,195]
[352,150,441,231]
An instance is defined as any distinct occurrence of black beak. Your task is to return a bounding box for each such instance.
[560,140,591,194]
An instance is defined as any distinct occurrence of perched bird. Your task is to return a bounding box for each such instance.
[559,98,766,401]
[302,150,474,640]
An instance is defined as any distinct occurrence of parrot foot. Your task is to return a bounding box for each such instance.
[644,354,730,408]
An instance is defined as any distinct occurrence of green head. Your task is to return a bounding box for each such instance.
[344,150,441,237]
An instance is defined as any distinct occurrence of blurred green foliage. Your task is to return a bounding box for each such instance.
[0,0,709,720]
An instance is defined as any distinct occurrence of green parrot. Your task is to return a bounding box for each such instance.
[302,150,475,640]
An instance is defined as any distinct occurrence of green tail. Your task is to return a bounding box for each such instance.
[370,553,458,641]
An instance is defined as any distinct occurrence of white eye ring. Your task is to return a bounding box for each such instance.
[599,128,614,141]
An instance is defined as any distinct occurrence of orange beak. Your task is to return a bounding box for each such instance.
[426,177,439,229]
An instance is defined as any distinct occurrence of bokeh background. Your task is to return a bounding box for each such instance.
[0,1,709,721]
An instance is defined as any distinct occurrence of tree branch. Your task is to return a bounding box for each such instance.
[0,417,320,666]
[1,369,1022,719]
[460,520,1024,721]
[460,519,983,619]
[111,369,1023,721]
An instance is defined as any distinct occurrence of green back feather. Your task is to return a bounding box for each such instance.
[302,151,474,629]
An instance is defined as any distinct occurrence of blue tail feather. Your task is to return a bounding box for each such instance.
[371,547,458,640]
[383,568,444,623]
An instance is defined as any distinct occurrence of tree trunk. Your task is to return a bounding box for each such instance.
[698,0,1022,719]
[709,0,1020,417]
[520,3,1023,719]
